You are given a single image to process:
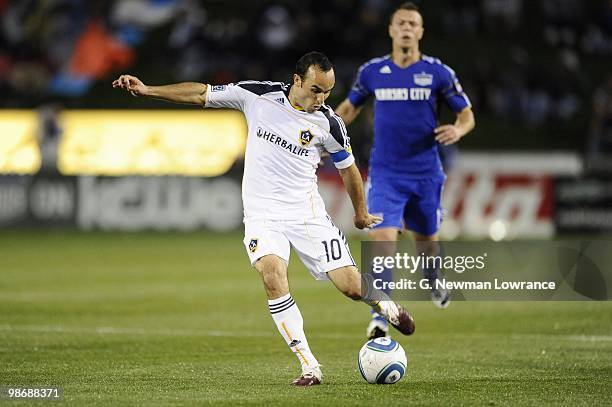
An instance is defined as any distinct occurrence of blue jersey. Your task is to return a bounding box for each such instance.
[348,54,471,180]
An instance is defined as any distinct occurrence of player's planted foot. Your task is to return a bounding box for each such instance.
[374,301,415,336]
[431,286,451,309]
[292,366,322,386]
[366,313,389,339]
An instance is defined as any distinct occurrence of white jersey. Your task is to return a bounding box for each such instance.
[205,81,354,220]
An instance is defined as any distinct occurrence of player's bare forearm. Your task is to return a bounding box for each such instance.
[434,107,475,145]
[454,107,475,137]
[335,99,362,126]
[146,82,208,105]
[339,164,367,217]
[338,164,382,229]
[112,74,207,105]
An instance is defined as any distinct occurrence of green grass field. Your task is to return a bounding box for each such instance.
[1,231,611,406]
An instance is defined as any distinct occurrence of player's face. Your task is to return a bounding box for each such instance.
[293,66,335,113]
[389,9,424,49]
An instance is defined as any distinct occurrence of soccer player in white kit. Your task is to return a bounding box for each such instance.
[113,51,415,386]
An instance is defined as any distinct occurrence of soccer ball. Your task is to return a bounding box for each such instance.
[358,337,407,384]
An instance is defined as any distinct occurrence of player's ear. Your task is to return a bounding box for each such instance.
[293,73,302,87]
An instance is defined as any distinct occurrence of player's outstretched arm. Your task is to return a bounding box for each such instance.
[335,99,363,126]
[338,163,383,229]
[434,107,475,145]
[112,74,207,106]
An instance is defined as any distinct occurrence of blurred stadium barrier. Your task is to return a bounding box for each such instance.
[2,110,611,237]
[58,110,246,176]
[1,109,246,177]
[0,110,41,174]
[320,153,585,239]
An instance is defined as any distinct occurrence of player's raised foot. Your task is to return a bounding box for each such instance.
[292,366,322,386]
[375,301,415,336]
[366,313,389,339]
[431,286,451,309]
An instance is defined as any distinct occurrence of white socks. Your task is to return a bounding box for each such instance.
[268,293,319,370]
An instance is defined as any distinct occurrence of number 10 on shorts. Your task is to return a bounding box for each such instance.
[322,239,342,262]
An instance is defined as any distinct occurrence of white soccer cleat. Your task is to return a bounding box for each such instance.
[292,365,322,386]
[366,313,389,339]
[373,301,415,336]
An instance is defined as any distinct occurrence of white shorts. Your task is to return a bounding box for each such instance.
[243,215,356,280]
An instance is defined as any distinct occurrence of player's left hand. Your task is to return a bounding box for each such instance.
[434,125,463,145]
[112,74,147,97]
[354,213,383,230]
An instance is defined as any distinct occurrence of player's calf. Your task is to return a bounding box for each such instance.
[416,238,452,309]
[327,265,363,300]
[255,255,290,298]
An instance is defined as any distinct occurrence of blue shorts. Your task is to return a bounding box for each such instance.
[366,172,444,236]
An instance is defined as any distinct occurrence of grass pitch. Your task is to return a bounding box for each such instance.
[0,231,611,406]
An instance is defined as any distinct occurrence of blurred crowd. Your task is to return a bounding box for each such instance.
[587,74,612,171]
[1,0,611,158]
[441,0,611,128]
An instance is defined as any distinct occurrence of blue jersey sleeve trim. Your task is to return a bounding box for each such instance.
[333,153,355,169]
[330,150,350,162]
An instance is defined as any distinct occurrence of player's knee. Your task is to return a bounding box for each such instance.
[260,266,284,285]
[369,228,398,242]
[414,238,440,257]
[255,256,287,289]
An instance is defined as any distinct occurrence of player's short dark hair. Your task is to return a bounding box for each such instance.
[295,51,333,80]
[390,2,422,24]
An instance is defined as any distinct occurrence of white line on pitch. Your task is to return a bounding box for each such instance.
[0,324,355,339]
[1,324,611,342]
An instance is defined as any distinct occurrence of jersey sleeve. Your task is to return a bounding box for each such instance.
[438,64,472,113]
[205,83,257,113]
[321,109,355,169]
[347,63,372,107]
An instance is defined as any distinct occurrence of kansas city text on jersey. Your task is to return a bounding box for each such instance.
[374,88,432,101]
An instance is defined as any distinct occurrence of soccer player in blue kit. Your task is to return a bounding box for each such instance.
[336,2,475,339]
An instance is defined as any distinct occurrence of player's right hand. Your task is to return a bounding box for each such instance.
[354,213,383,230]
[112,74,147,97]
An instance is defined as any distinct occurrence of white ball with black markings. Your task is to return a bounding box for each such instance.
[358,337,408,384]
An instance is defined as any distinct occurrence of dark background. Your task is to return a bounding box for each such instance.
[2,0,611,165]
